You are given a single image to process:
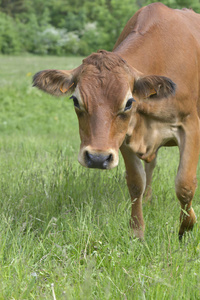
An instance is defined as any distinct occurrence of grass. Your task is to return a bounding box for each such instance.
[0,55,200,299]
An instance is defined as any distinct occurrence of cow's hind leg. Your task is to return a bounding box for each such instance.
[175,117,200,240]
[144,157,157,202]
[120,145,146,240]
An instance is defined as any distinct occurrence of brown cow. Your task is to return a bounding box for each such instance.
[33,3,200,240]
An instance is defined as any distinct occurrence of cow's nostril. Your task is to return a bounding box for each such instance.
[107,154,112,161]
[85,150,91,161]
[103,154,113,168]
[85,151,96,167]
[85,151,113,169]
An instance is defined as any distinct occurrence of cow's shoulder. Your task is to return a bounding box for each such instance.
[113,3,172,50]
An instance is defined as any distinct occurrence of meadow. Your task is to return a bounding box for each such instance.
[0,55,200,299]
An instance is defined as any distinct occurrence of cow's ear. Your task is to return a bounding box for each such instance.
[33,66,81,96]
[133,75,176,100]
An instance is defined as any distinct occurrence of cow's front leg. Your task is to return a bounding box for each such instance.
[144,157,157,201]
[175,117,200,239]
[120,144,146,239]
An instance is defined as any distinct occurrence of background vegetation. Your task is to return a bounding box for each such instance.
[1,0,200,298]
[1,0,200,56]
[0,55,200,299]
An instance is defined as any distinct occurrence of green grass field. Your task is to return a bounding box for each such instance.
[0,55,200,299]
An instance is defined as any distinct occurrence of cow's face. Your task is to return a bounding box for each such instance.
[71,61,137,169]
[33,51,175,169]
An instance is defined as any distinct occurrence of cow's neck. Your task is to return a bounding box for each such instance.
[124,112,179,162]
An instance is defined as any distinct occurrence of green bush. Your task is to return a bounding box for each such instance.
[0,12,21,54]
[1,0,200,55]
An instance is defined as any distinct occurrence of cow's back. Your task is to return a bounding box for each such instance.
[113,3,200,114]
[114,4,200,51]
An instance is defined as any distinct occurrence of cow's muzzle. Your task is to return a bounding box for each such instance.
[78,146,119,170]
[85,151,113,169]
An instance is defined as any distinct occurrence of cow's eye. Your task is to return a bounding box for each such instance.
[70,95,80,109]
[124,98,135,111]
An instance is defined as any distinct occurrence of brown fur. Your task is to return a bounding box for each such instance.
[83,50,128,71]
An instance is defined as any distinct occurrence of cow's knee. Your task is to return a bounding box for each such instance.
[175,177,197,238]
[175,177,197,206]
[126,173,145,199]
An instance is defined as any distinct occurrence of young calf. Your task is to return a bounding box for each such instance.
[33,3,200,239]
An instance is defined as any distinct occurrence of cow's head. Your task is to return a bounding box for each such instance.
[33,50,176,169]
